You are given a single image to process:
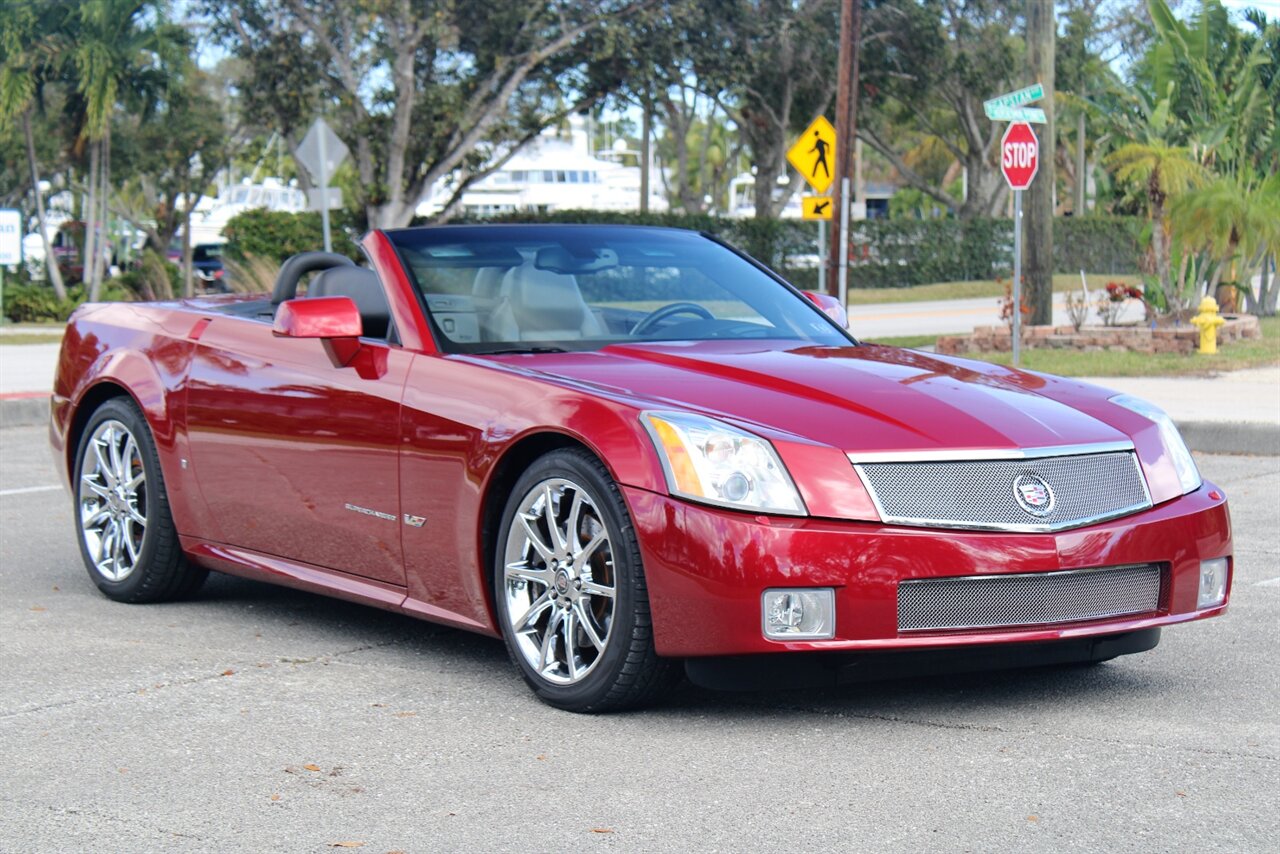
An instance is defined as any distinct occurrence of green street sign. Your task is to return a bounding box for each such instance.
[984,104,1047,124]
[983,83,1045,111]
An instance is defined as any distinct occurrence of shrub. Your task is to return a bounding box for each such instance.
[223,208,363,264]
[2,282,133,323]
[222,208,1145,289]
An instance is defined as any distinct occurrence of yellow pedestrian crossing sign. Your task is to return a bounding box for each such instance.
[801,196,833,220]
[787,116,837,194]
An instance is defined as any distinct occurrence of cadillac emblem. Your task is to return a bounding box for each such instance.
[1013,473,1055,517]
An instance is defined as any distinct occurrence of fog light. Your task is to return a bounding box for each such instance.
[1197,558,1229,609]
[762,588,835,640]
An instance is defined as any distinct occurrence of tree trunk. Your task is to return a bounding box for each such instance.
[182,205,194,298]
[1151,205,1177,319]
[90,127,112,300]
[23,111,67,300]
[1024,0,1056,326]
[1075,111,1087,215]
[640,99,652,213]
[83,139,100,294]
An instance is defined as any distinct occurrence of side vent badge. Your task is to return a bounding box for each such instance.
[404,514,426,528]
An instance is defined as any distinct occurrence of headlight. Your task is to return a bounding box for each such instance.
[641,411,807,515]
[1110,394,1201,494]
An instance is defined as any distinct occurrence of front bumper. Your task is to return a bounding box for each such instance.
[624,482,1231,658]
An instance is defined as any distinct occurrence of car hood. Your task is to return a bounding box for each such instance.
[490,341,1129,454]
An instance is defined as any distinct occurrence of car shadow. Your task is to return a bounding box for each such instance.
[189,572,1168,719]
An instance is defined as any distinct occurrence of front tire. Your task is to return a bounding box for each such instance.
[73,397,207,602]
[494,448,677,712]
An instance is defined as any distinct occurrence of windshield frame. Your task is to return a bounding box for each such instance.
[382,224,858,355]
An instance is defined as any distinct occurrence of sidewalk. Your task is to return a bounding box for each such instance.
[1,338,1276,454]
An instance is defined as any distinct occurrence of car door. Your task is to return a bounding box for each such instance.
[182,310,412,588]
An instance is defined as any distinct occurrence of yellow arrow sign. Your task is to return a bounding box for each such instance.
[787,116,837,194]
[801,196,833,220]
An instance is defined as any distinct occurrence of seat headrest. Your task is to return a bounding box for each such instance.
[509,266,589,333]
[308,266,390,337]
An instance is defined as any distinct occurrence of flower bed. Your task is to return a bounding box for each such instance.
[936,314,1261,356]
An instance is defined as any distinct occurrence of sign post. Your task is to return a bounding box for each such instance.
[0,209,22,326]
[295,119,350,254]
[1000,121,1040,367]
[787,116,839,298]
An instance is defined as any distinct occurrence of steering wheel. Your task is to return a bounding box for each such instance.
[631,302,716,337]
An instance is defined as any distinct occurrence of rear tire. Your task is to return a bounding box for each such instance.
[494,448,678,712]
[73,397,207,603]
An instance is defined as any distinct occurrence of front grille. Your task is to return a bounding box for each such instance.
[897,563,1163,632]
[854,450,1151,532]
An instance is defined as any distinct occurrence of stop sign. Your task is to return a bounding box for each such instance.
[1001,122,1039,190]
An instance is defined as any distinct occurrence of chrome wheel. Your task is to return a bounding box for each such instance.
[78,419,148,583]
[502,477,616,685]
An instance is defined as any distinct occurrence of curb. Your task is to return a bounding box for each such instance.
[2,395,1276,455]
[0,395,49,430]
[1177,420,1280,457]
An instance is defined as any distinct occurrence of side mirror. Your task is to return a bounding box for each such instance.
[802,290,850,329]
[273,296,363,339]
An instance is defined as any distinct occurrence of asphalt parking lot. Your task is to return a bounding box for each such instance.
[1,422,1277,852]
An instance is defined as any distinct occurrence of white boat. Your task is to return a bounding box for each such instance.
[189,178,308,244]
[418,116,667,218]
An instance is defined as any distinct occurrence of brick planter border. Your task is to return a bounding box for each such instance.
[937,315,1262,356]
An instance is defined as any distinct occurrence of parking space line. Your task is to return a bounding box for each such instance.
[0,485,62,497]
[1256,577,1280,587]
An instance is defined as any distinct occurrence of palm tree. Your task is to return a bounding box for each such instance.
[1105,141,1206,317]
[69,0,186,299]
[1172,175,1280,306]
[0,3,69,300]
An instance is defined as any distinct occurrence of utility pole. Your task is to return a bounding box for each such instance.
[1025,0,1055,325]
[640,96,652,213]
[826,0,861,300]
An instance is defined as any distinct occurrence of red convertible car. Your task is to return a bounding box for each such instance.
[50,225,1232,712]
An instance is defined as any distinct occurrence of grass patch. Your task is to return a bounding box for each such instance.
[861,333,950,349]
[845,273,1141,306]
[956,315,1280,377]
[0,332,65,345]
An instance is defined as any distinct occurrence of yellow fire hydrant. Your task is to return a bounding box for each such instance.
[1190,296,1226,354]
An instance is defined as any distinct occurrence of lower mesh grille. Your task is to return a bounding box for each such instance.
[897,563,1163,632]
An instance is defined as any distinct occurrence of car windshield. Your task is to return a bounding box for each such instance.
[386,225,852,354]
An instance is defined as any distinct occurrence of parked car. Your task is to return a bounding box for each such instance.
[49,225,1232,712]
[192,243,227,292]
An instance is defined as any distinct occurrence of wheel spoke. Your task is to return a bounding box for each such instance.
[92,441,115,486]
[82,505,111,529]
[580,579,615,599]
[562,608,579,680]
[537,609,561,673]
[81,476,111,501]
[506,562,551,587]
[518,513,554,563]
[564,491,585,550]
[542,485,566,554]
[118,436,137,484]
[96,519,116,566]
[128,506,147,528]
[512,591,553,633]
[573,601,606,652]
[123,527,141,563]
[574,531,608,565]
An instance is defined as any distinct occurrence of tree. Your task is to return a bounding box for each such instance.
[110,70,229,295]
[858,0,1023,218]
[0,1,69,298]
[66,0,188,299]
[210,0,656,228]
[1106,141,1206,317]
[1172,174,1280,314]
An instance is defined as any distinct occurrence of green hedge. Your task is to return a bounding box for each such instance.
[223,208,364,264]
[2,283,134,323]
[224,207,1142,289]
